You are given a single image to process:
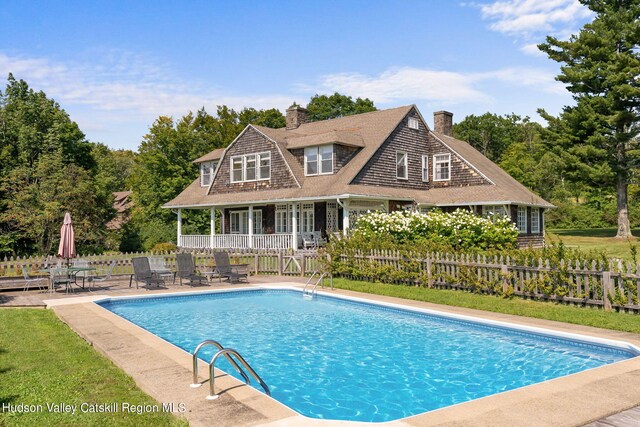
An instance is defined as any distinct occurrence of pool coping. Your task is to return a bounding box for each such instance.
[49,284,640,427]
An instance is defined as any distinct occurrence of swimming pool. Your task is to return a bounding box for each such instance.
[97,288,638,423]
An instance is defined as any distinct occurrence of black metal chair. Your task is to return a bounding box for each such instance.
[131,257,165,290]
[175,253,208,286]
[213,252,249,284]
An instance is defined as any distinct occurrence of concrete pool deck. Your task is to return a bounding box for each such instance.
[26,279,640,426]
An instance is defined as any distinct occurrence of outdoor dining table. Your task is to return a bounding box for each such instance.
[39,266,96,293]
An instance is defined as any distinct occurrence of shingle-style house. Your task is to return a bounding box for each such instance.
[164,105,553,249]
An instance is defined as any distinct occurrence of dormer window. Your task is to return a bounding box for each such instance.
[230,152,270,183]
[200,161,217,187]
[305,144,333,175]
[433,153,451,181]
[408,117,419,130]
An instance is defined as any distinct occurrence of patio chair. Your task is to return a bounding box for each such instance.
[313,231,327,247]
[131,257,165,290]
[175,253,208,286]
[50,268,73,293]
[87,260,116,290]
[302,233,316,249]
[149,256,175,282]
[21,266,48,293]
[213,251,249,283]
[72,259,90,288]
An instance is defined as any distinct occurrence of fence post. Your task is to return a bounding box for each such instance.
[602,271,613,311]
[254,254,259,276]
[426,258,433,288]
[300,254,306,277]
[501,264,509,294]
[277,252,283,275]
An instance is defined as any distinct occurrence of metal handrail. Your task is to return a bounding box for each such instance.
[302,271,330,297]
[191,340,249,388]
[207,348,270,400]
[302,271,319,295]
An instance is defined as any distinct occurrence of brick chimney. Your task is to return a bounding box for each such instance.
[286,105,309,129]
[433,111,453,136]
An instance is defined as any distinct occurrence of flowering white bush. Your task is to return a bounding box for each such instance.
[353,209,518,250]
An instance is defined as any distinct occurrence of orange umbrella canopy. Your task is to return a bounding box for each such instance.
[57,212,76,260]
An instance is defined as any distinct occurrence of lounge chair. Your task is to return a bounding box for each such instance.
[87,260,116,290]
[175,253,208,286]
[131,257,165,290]
[21,266,48,292]
[213,252,249,283]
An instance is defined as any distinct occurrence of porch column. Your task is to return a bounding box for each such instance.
[221,209,225,234]
[291,203,298,250]
[210,208,215,249]
[342,201,350,236]
[248,205,254,248]
[177,208,182,247]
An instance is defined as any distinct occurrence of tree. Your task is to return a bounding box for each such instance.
[453,113,539,162]
[538,0,640,238]
[306,93,376,121]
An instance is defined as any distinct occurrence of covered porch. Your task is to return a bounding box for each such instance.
[176,198,397,250]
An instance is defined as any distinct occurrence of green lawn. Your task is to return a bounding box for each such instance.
[547,228,640,260]
[0,309,188,427]
[330,278,640,334]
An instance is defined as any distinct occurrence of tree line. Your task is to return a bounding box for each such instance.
[0,0,637,256]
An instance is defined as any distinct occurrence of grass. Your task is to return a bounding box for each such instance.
[547,228,640,261]
[0,309,188,427]
[330,277,640,334]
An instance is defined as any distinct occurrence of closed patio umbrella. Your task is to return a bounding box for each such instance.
[57,212,76,266]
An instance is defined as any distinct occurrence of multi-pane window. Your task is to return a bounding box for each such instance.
[230,152,270,182]
[200,161,217,187]
[275,204,288,234]
[305,145,333,175]
[531,208,540,233]
[253,210,263,234]
[517,206,527,234]
[396,151,408,179]
[421,155,429,182]
[230,210,262,234]
[302,203,314,233]
[408,117,419,130]
[326,202,338,232]
[482,205,508,217]
[433,154,451,181]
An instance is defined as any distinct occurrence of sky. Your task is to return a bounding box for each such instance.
[0,0,594,151]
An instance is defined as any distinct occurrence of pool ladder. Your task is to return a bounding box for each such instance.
[302,271,331,298]
[191,339,270,400]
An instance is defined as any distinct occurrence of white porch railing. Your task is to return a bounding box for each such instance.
[179,234,293,250]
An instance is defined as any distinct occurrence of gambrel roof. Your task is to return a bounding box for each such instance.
[164,105,553,209]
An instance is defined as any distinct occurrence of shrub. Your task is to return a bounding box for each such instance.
[151,242,177,253]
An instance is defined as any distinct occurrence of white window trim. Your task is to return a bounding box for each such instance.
[230,210,248,234]
[230,152,271,183]
[517,206,528,234]
[421,155,429,182]
[304,145,333,176]
[396,151,408,180]
[200,162,213,187]
[253,209,263,234]
[433,153,451,182]
[408,117,419,130]
[531,208,540,233]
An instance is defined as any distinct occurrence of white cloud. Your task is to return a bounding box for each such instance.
[304,66,564,107]
[474,0,593,55]
[0,51,292,120]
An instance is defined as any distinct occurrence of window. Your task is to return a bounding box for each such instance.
[421,155,429,182]
[482,205,508,217]
[326,202,338,231]
[200,161,217,187]
[396,151,408,180]
[531,208,540,233]
[230,211,248,234]
[230,152,271,182]
[433,153,451,181]
[253,209,263,234]
[275,204,288,234]
[408,117,419,130]
[305,145,333,175]
[302,203,315,233]
[517,206,527,234]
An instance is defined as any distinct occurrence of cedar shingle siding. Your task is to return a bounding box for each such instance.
[334,145,360,173]
[352,108,490,189]
[209,127,298,194]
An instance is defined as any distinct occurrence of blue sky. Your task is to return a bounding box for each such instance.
[0,0,593,150]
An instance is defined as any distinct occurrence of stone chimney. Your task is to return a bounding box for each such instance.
[433,111,453,136]
[286,105,309,129]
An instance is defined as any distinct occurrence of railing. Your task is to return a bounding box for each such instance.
[180,234,293,250]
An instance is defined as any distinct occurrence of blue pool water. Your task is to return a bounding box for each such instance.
[98,289,637,422]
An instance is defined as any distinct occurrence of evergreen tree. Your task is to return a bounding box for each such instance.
[538,0,640,237]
